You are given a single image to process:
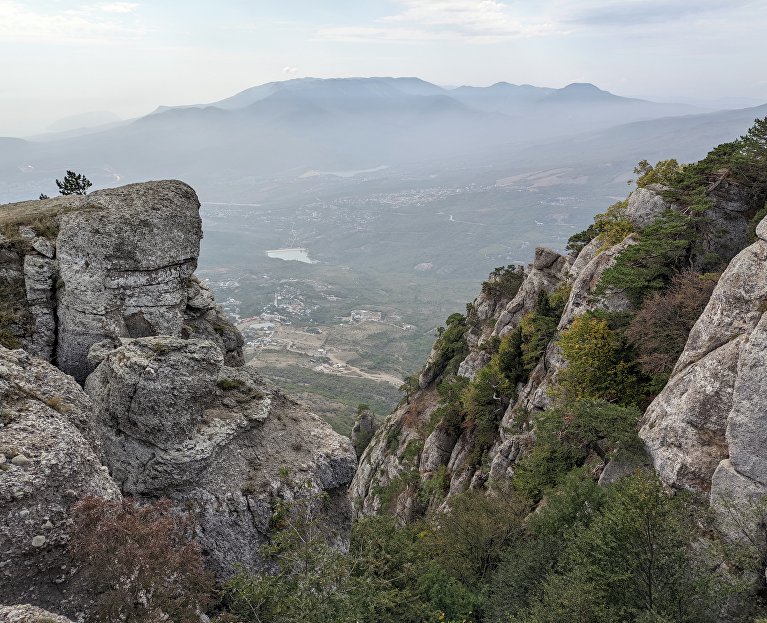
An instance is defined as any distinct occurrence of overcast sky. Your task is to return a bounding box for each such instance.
[1,0,766,136]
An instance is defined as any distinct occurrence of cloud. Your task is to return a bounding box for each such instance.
[318,0,567,44]
[283,66,298,74]
[562,0,753,28]
[98,2,140,13]
[0,0,145,44]
[316,0,758,45]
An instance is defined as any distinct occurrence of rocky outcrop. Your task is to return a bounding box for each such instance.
[493,247,570,340]
[55,181,202,382]
[351,245,575,517]
[0,182,243,383]
[0,181,357,612]
[0,604,75,623]
[84,335,356,578]
[351,407,377,458]
[0,347,120,612]
[624,185,672,228]
[641,215,767,501]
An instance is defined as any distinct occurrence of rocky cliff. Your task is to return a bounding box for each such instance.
[0,182,356,615]
[351,168,766,523]
[641,215,767,506]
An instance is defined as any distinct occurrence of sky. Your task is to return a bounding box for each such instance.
[1,0,766,136]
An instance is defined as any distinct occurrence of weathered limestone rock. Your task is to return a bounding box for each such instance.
[351,408,378,459]
[494,247,570,340]
[641,216,767,502]
[183,276,245,367]
[55,181,202,382]
[350,385,439,519]
[22,255,57,360]
[0,182,245,380]
[0,346,120,611]
[420,424,460,475]
[0,604,75,623]
[85,336,356,578]
[625,185,672,228]
[557,235,635,329]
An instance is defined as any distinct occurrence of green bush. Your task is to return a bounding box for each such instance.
[594,199,634,250]
[481,265,525,300]
[557,313,646,406]
[632,158,682,188]
[513,400,642,500]
[512,473,729,623]
[597,209,696,305]
[427,313,469,381]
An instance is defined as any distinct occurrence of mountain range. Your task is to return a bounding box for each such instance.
[1,77,763,203]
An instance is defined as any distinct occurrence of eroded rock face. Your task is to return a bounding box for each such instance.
[0,181,244,383]
[56,181,202,382]
[494,248,570,340]
[641,216,767,502]
[352,227,650,516]
[0,347,120,612]
[85,336,357,578]
[1,181,356,612]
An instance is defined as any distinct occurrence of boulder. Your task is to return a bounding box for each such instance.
[85,336,356,578]
[0,347,120,612]
[625,186,672,229]
[641,217,767,505]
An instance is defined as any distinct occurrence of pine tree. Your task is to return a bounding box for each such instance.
[55,170,92,195]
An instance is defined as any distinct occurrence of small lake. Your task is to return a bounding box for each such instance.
[266,248,317,264]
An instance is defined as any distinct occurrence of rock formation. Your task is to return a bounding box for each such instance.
[0,181,356,616]
[85,335,356,577]
[0,604,75,623]
[0,182,243,382]
[0,347,120,612]
[641,216,767,507]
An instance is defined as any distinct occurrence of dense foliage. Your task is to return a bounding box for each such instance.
[626,270,718,388]
[427,312,470,381]
[216,469,764,623]
[596,208,698,305]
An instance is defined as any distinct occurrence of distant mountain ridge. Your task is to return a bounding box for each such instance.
[0,76,764,203]
[150,76,693,118]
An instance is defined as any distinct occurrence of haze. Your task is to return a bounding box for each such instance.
[2,0,766,136]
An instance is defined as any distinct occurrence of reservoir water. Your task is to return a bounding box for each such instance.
[266,248,317,263]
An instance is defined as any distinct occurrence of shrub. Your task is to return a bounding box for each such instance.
[481,264,525,300]
[418,464,451,504]
[626,270,718,383]
[566,223,599,254]
[597,209,696,305]
[217,377,245,391]
[632,158,682,188]
[70,496,213,623]
[427,313,469,381]
[427,485,530,618]
[222,490,356,623]
[513,400,642,500]
[594,199,634,250]
[557,314,645,405]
